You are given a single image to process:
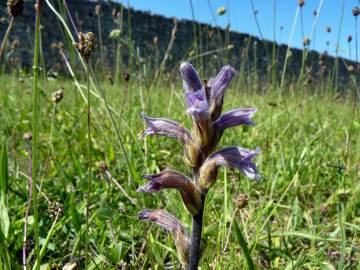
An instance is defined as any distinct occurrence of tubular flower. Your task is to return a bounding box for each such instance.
[180,62,202,92]
[185,90,212,146]
[138,209,190,265]
[139,112,200,167]
[199,147,260,191]
[208,65,236,120]
[137,170,202,215]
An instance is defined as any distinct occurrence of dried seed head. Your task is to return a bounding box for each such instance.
[153,36,159,45]
[106,74,114,85]
[52,89,64,104]
[235,194,249,209]
[97,161,108,172]
[348,65,355,73]
[353,7,360,17]
[298,0,305,7]
[11,39,19,50]
[319,204,329,215]
[74,32,96,60]
[23,132,32,142]
[95,4,101,15]
[7,0,24,17]
[313,10,317,16]
[325,26,331,33]
[303,37,310,47]
[348,35,353,42]
[123,72,130,82]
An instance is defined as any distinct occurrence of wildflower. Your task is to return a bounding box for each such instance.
[180,62,202,92]
[7,0,23,17]
[74,32,96,60]
[199,147,260,191]
[109,29,121,39]
[138,209,190,265]
[138,170,202,215]
[138,62,260,268]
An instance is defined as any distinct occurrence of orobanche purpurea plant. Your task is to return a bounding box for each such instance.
[138,62,260,269]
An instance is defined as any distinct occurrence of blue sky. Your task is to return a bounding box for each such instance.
[116,0,360,61]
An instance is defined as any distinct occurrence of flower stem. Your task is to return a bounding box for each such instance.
[188,197,205,270]
[0,17,15,60]
[85,60,92,268]
[32,2,43,270]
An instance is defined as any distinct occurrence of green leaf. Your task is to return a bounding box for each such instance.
[233,220,256,270]
[0,140,10,238]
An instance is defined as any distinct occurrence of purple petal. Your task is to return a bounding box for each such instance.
[213,108,257,131]
[140,112,191,143]
[208,147,261,180]
[137,170,202,216]
[138,209,187,234]
[209,65,236,105]
[185,90,209,122]
[180,62,202,92]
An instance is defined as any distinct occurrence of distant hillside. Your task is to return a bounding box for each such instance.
[0,0,355,86]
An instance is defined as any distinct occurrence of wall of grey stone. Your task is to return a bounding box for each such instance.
[0,0,354,85]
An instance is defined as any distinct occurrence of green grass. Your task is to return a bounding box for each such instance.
[0,71,359,269]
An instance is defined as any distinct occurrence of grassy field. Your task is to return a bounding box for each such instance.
[0,71,359,269]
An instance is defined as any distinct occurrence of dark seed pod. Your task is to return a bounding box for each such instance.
[7,0,24,17]
[298,0,305,7]
[23,132,32,143]
[353,7,360,17]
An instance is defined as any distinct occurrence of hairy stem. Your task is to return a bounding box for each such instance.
[188,195,205,270]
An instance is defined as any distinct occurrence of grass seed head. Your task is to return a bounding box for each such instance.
[23,132,32,142]
[52,89,64,104]
[348,35,353,42]
[95,4,102,15]
[7,0,24,17]
[298,0,305,7]
[235,194,249,209]
[75,32,96,60]
[303,37,310,47]
[353,7,360,17]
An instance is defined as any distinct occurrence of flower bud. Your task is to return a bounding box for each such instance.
[180,62,202,92]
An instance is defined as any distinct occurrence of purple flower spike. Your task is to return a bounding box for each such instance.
[185,90,209,123]
[213,108,257,132]
[137,170,202,216]
[140,112,192,144]
[208,65,236,119]
[180,62,202,92]
[209,147,261,180]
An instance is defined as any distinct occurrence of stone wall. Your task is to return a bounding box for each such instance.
[0,0,354,85]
